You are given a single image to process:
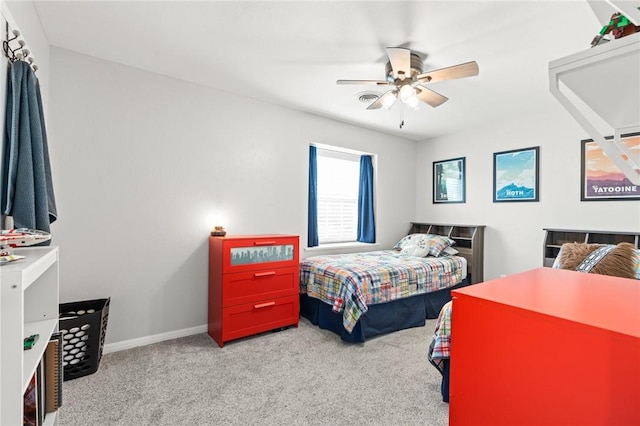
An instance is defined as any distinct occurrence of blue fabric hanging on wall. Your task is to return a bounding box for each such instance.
[357,155,375,243]
[307,146,319,247]
[1,60,57,235]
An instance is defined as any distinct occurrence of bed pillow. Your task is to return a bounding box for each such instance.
[428,235,456,257]
[441,246,459,256]
[393,233,456,257]
[558,242,637,279]
[393,233,423,250]
[400,234,430,257]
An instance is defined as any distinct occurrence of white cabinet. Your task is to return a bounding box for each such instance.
[1,246,59,425]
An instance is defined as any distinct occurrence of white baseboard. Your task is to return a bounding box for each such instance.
[103,324,208,354]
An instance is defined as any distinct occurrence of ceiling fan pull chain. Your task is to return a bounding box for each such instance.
[399,104,405,129]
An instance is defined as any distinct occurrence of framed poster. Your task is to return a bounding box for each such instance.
[493,146,539,202]
[433,157,465,204]
[581,132,640,201]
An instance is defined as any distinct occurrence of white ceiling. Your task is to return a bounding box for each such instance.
[32,1,605,141]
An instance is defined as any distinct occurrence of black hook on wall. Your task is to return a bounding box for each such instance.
[2,21,37,72]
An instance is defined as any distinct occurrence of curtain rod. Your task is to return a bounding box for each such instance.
[0,4,38,72]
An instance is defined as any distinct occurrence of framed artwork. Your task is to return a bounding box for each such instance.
[433,157,465,204]
[581,132,640,201]
[493,146,539,202]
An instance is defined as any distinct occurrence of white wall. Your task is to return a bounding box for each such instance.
[416,104,640,281]
[47,47,417,346]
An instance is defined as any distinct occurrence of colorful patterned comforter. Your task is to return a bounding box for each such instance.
[429,300,453,368]
[300,250,466,333]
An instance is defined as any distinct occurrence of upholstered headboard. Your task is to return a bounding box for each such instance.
[408,222,486,284]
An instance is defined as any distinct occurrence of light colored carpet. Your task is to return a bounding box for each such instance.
[61,318,449,426]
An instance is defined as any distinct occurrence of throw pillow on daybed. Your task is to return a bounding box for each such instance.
[393,233,456,257]
[393,233,420,250]
[400,234,431,257]
[558,242,638,279]
[427,235,456,257]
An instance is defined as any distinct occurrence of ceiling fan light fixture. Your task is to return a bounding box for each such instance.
[380,91,397,109]
[399,84,416,102]
[405,94,419,110]
[338,47,478,114]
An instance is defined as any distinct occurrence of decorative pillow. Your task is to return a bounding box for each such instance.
[558,242,637,279]
[400,234,430,257]
[428,235,456,257]
[393,233,423,250]
[441,246,459,256]
[635,249,640,280]
[393,233,455,257]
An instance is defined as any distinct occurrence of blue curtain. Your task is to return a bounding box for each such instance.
[357,155,375,243]
[307,146,319,247]
[1,60,57,236]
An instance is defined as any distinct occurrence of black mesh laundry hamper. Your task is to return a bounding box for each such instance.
[59,298,110,381]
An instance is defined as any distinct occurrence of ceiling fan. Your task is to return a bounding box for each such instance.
[337,47,479,110]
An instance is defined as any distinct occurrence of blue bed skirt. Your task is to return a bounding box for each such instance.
[300,278,470,343]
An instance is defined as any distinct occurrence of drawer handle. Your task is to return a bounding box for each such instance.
[254,241,276,246]
[254,271,276,277]
[254,301,276,309]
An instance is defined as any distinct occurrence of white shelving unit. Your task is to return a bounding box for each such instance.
[1,246,59,425]
[549,32,640,184]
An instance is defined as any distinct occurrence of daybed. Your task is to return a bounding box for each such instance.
[300,222,485,342]
[428,228,640,402]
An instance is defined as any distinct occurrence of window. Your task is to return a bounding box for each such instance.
[316,148,360,243]
[308,145,376,247]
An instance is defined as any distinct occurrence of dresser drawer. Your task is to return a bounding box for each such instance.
[223,266,298,306]
[222,294,299,342]
[218,235,299,273]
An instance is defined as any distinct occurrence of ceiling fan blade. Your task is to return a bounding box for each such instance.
[416,61,479,84]
[367,90,397,110]
[337,79,390,86]
[386,47,411,80]
[416,87,449,108]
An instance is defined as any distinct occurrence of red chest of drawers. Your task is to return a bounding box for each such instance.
[208,234,299,347]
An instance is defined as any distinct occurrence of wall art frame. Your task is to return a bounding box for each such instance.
[493,146,539,202]
[580,132,640,201]
[433,157,466,204]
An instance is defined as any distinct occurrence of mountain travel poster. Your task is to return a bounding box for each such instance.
[581,133,640,201]
[493,146,539,202]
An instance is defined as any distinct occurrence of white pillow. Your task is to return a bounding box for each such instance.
[400,234,430,257]
[441,246,459,256]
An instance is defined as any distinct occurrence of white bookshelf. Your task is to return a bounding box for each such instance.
[1,246,59,425]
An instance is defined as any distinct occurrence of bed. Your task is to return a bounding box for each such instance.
[428,228,640,403]
[299,223,485,342]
